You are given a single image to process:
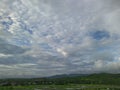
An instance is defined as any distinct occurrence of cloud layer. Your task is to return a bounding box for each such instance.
[0,0,120,78]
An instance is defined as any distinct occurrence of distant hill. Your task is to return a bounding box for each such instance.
[0,73,120,86]
[48,74,89,78]
[47,73,120,85]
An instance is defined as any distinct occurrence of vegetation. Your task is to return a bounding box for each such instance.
[0,73,119,90]
[0,84,119,90]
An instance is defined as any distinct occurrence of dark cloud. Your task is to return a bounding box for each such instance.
[0,38,26,54]
[0,55,37,65]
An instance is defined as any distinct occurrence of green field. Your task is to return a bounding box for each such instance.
[0,84,120,90]
[0,73,120,90]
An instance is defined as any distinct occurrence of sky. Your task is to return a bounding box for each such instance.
[0,0,120,78]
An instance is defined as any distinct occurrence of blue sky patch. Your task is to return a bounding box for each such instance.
[90,30,110,40]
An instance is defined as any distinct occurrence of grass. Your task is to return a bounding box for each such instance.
[0,84,120,90]
[0,73,120,89]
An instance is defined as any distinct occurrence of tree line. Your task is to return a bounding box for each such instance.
[0,73,120,86]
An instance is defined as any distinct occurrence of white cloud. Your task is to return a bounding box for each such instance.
[0,53,12,58]
[0,0,120,77]
[57,48,68,57]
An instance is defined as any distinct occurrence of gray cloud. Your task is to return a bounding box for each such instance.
[0,0,120,78]
[0,39,26,54]
[0,55,37,65]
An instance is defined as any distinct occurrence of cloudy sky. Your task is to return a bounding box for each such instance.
[0,0,120,78]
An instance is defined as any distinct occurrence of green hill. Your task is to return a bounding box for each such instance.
[0,73,120,86]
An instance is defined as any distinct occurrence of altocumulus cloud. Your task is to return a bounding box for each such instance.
[0,0,120,78]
